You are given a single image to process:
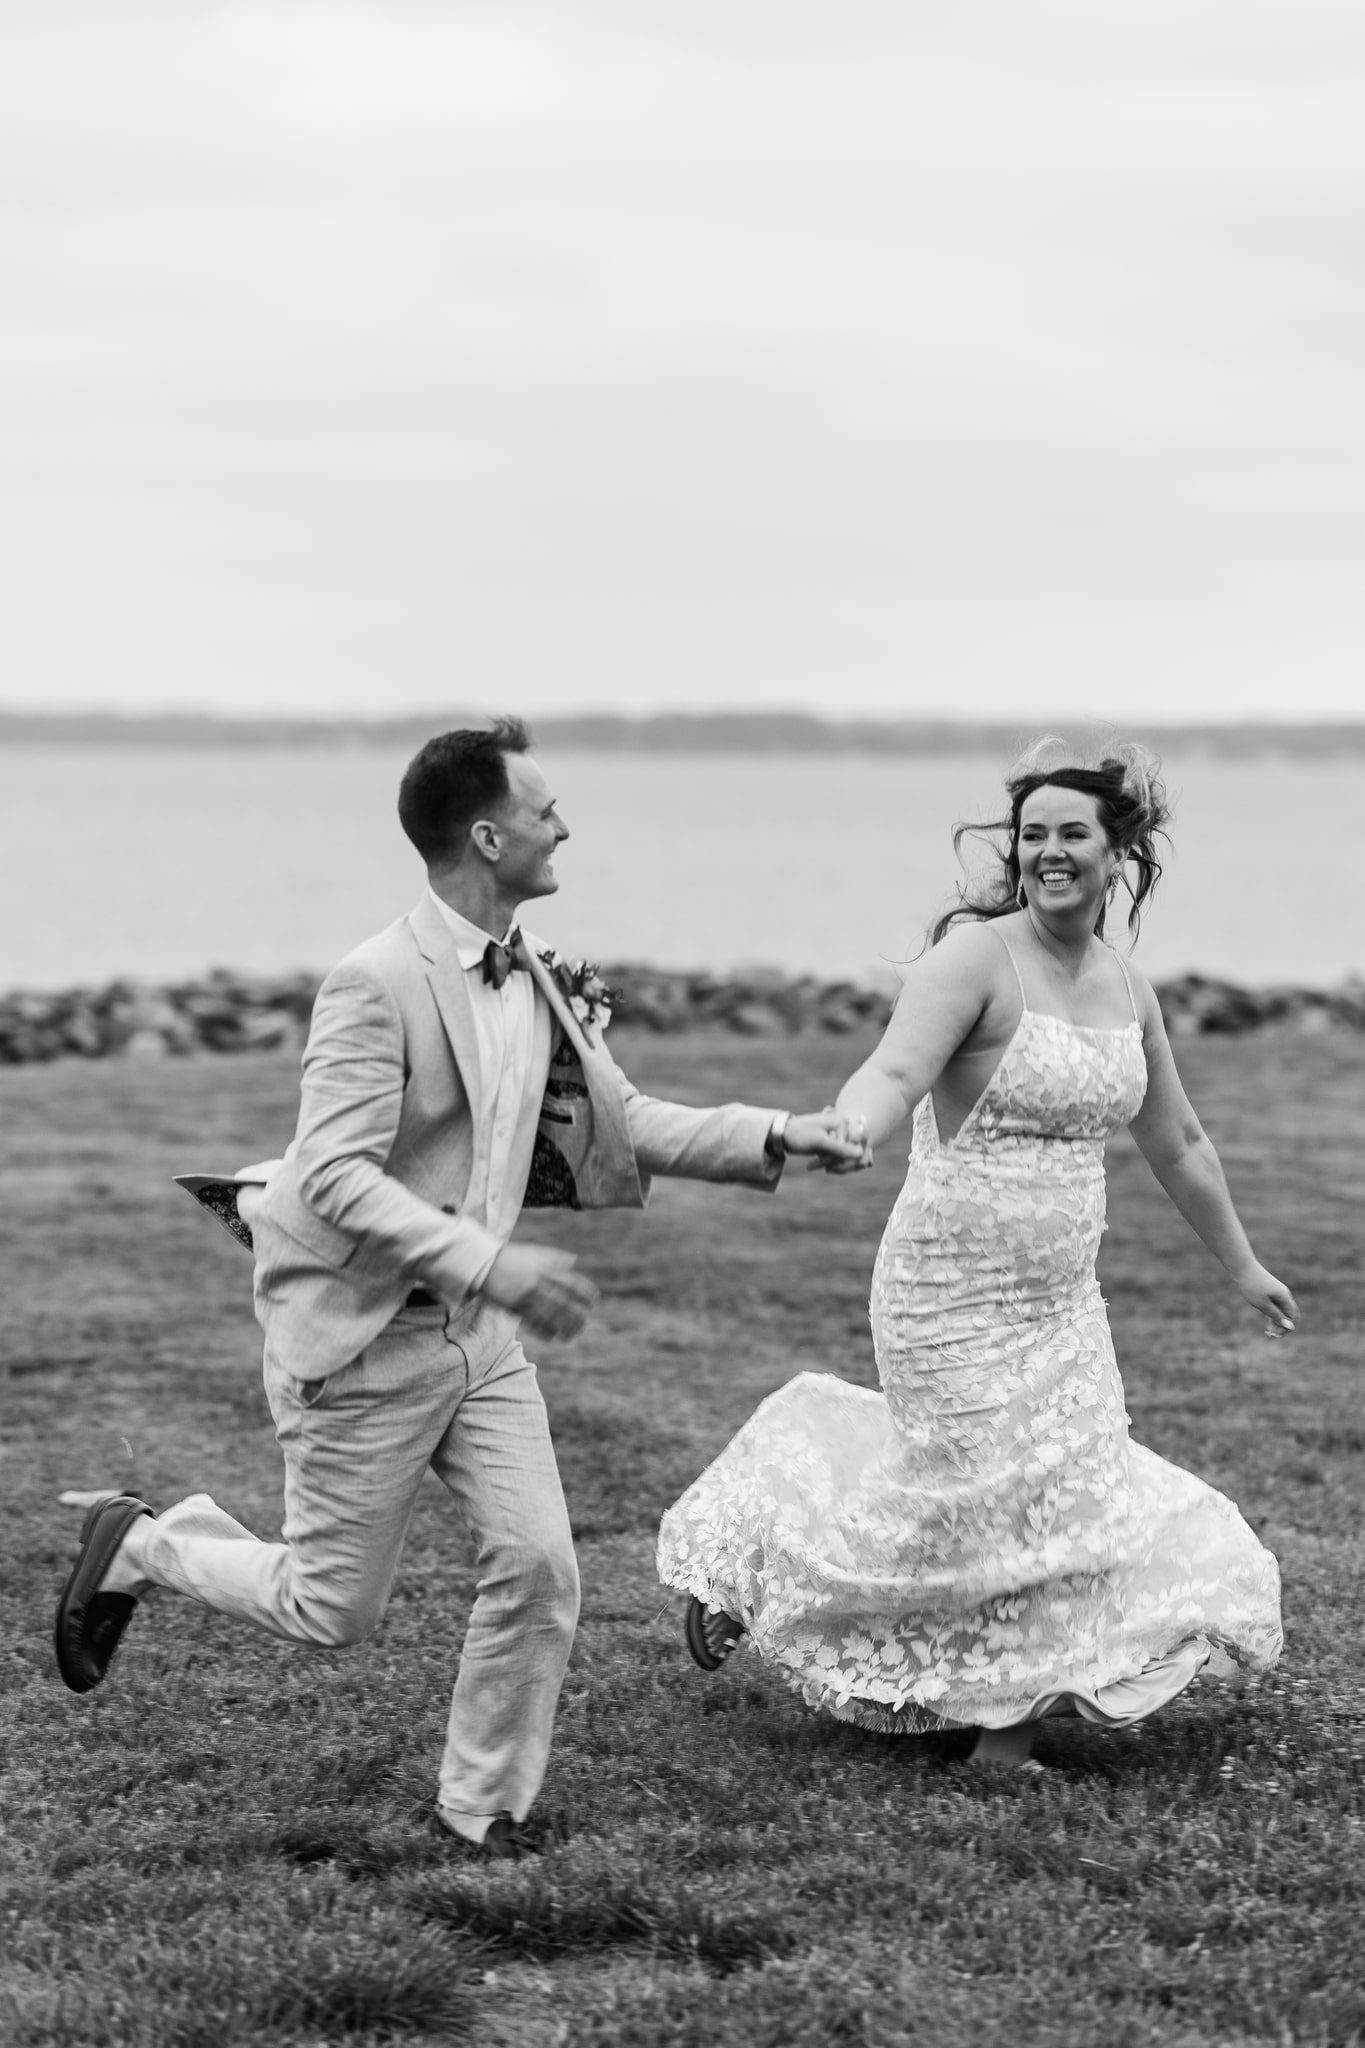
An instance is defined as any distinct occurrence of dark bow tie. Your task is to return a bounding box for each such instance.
[481,928,526,990]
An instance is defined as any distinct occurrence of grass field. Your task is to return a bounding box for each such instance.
[2,1025,1363,2047]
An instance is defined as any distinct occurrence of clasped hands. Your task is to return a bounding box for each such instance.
[784,1107,874,1175]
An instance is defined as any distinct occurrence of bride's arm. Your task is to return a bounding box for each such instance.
[834,927,996,1150]
[1127,975,1299,1330]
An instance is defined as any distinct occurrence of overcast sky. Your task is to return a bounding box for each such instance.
[2,2,1363,723]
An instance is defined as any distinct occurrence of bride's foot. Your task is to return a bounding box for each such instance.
[684,1596,745,1672]
[969,1724,1039,1768]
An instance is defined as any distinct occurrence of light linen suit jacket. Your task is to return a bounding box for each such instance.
[247,894,781,1378]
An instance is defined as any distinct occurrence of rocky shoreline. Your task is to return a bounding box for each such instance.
[0,965,1363,1066]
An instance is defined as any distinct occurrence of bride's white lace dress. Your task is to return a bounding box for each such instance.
[656,950,1282,1733]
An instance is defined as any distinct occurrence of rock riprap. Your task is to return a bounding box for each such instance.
[0,965,1360,1064]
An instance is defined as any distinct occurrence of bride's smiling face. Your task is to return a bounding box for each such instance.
[1016,785,1118,919]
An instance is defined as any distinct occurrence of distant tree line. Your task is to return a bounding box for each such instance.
[2,710,1364,757]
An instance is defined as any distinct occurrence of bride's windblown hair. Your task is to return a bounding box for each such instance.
[932,736,1171,946]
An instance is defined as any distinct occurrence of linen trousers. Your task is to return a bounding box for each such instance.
[138,1301,580,1825]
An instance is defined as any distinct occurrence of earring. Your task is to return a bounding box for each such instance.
[1015,880,1027,909]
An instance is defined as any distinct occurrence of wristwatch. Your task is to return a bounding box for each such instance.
[765,1111,792,1161]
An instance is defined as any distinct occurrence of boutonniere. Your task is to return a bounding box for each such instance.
[538,950,618,1031]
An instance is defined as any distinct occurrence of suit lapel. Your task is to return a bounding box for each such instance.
[518,934,644,1205]
[517,935,591,1062]
[409,896,484,1130]
[528,956,554,1078]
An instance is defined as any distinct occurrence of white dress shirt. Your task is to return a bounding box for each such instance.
[426,887,537,1247]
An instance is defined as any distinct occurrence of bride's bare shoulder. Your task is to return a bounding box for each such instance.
[901,919,1018,1009]
[927,917,1019,977]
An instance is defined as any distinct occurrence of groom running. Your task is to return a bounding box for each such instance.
[55,719,862,1854]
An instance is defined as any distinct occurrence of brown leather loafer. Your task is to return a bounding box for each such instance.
[54,1494,154,1694]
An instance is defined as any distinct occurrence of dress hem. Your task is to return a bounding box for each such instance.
[661,1570,1276,1736]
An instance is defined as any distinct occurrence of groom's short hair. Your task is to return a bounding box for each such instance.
[398,717,533,865]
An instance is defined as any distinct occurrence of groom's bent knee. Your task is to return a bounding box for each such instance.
[277,1572,392,1650]
[523,1539,580,1636]
[484,1533,580,1636]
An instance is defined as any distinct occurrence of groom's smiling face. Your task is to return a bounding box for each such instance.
[492,752,570,903]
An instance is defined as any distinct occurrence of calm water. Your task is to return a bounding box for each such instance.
[2,745,1362,991]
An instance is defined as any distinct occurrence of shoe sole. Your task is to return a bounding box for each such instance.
[684,1595,745,1672]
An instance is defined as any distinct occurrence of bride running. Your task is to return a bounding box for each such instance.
[657,742,1293,1764]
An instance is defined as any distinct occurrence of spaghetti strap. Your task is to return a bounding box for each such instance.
[1113,950,1140,1025]
[990,928,1030,1012]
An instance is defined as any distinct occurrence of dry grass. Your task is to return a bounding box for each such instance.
[1,1026,1363,2046]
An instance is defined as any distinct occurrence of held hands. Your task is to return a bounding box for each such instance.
[783,1108,874,1175]
[1235,1262,1300,1338]
[481,1243,599,1341]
